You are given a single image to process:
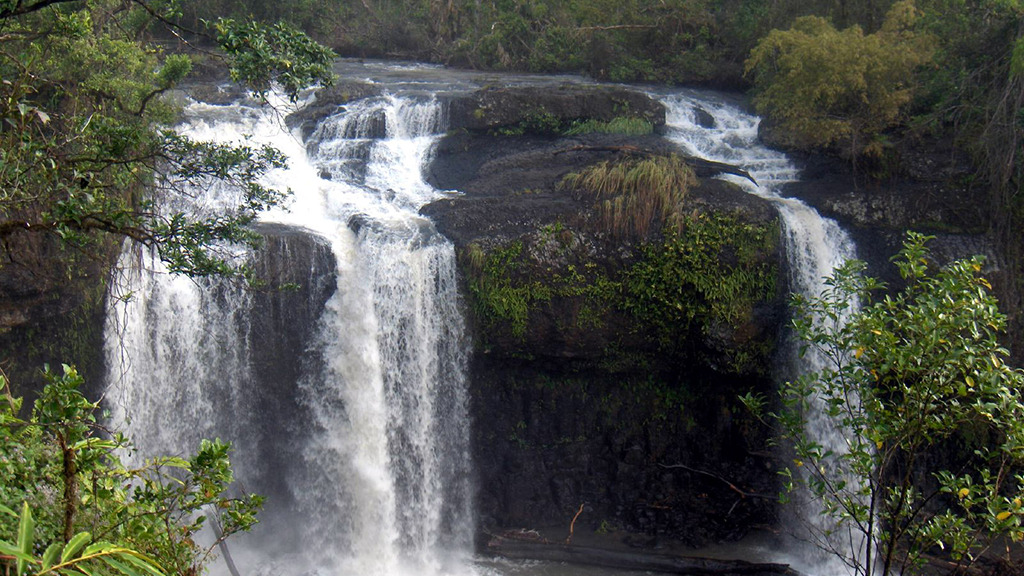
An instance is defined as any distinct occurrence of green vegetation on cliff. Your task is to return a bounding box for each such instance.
[562,155,695,239]
[621,212,777,356]
[463,210,778,373]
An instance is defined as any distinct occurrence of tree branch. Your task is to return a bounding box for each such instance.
[576,24,658,31]
[658,462,772,500]
[0,0,79,20]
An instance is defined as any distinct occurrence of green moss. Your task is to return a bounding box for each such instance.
[464,242,548,338]
[490,110,653,138]
[490,108,562,136]
[463,212,778,369]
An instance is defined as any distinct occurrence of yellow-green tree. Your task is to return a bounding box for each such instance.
[744,0,935,155]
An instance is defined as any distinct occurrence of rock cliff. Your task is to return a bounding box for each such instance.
[424,86,787,546]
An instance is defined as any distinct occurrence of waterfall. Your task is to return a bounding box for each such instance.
[104,90,474,576]
[657,92,864,576]
[100,62,875,576]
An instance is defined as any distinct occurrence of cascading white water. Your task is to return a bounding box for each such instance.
[657,92,864,576]
[105,88,474,576]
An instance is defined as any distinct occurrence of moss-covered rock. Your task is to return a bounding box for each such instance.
[441,85,666,136]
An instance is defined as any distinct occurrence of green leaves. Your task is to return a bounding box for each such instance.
[765,232,1024,575]
[17,502,34,576]
[1,369,261,576]
[213,18,336,101]
[622,212,777,365]
[744,1,935,153]
[1010,36,1024,81]
[0,502,168,576]
[60,532,90,564]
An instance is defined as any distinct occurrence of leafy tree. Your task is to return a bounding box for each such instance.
[0,365,262,576]
[744,0,934,155]
[0,0,334,283]
[744,232,1024,575]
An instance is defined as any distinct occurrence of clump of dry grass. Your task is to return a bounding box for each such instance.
[561,154,695,238]
[461,242,486,274]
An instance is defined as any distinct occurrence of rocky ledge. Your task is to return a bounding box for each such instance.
[441,84,667,133]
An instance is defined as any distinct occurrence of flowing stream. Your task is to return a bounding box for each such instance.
[104,62,863,576]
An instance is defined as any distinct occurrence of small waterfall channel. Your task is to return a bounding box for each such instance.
[656,91,864,576]
[104,80,475,576]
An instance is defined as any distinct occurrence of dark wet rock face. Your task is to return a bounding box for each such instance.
[777,136,1006,311]
[234,223,337,539]
[423,84,785,547]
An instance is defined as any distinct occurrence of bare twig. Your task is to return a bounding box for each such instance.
[566,503,584,545]
[659,462,772,500]
[577,24,658,32]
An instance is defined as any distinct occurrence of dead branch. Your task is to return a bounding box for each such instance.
[577,25,658,32]
[566,504,584,544]
[659,462,773,500]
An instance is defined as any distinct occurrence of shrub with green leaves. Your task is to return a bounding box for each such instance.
[744,1,935,155]
[0,366,262,576]
[622,212,777,362]
[743,232,1024,575]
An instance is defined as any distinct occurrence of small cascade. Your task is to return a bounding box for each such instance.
[105,89,474,576]
[657,92,864,575]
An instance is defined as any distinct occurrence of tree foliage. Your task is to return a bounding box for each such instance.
[0,366,262,576]
[744,232,1024,575]
[0,0,334,284]
[744,0,935,154]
